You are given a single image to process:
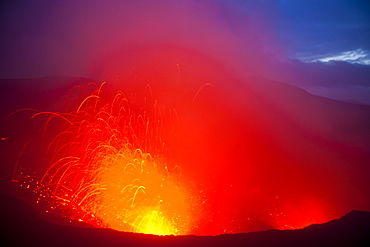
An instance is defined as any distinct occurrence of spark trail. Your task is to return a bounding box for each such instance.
[31,81,190,235]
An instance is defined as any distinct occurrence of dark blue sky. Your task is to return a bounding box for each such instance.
[1,0,369,103]
[277,0,370,62]
[218,0,370,62]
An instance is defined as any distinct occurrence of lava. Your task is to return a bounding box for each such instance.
[30,81,191,235]
[10,48,366,236]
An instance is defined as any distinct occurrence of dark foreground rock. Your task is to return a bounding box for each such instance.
[1,194,369,247]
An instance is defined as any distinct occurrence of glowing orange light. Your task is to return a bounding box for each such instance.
[32,82,191,235]
[269,196,328,230]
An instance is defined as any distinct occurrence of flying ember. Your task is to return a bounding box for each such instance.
[30,81,191,235]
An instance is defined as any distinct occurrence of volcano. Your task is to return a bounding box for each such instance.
[1,75,370,237]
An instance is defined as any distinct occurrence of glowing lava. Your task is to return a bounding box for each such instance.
[32,82,190,235]
[11,65,348,236]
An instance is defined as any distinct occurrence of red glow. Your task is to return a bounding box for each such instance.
[32,82,191,235]
[268,196,329,230]
[13,46,370,236]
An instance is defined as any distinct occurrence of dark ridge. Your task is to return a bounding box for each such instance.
[1,194,369,247]
[305,210,370,230]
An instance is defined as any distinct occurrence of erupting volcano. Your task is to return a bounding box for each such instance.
[15,81,194,235]
[8,63,370,237]
[1,1,370,244]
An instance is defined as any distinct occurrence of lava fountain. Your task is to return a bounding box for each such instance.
[10,46,356,236]
[29,81,191,235]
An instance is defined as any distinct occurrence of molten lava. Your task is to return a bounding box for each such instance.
[11,47,362,236]
[32,82,191,235]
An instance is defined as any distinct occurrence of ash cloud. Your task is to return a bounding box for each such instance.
[0,0,279,80]
[1,0,370,104]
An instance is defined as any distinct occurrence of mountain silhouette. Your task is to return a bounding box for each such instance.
[0,194,369,247]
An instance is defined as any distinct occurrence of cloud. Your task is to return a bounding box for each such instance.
[1,0,370,105]
[298,49,370,65]
[0,0,280,79]
[273,0,370,60]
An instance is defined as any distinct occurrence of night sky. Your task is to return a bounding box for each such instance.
[0,0,370,103]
